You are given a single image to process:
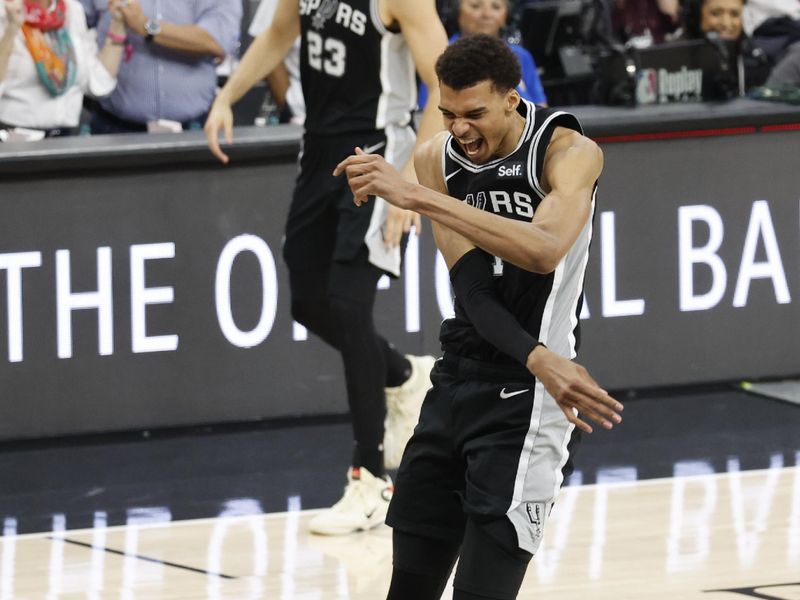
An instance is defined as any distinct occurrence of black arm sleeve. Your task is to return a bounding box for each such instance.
[449,248,541,366]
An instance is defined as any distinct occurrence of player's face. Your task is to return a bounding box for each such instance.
[457,0,508,37]
[700,0,743,40]
[439,80,520,164]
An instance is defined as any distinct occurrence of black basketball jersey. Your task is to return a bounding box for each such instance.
[298,0,416,135]
[440,102,596,365]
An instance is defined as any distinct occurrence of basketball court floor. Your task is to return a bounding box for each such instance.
[0,386,798,599]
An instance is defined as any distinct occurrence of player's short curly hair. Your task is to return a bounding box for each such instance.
[435,34,521,93]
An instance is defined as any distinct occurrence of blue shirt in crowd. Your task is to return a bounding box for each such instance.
[418,32,548,108]
[80,0,241,124]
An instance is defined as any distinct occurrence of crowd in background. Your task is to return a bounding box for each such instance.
[0,0,799,139]
[611,0,800,90]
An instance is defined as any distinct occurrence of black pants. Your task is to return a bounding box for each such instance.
[284,131,413,475]
[88,104,207,134]
[288,257,409,474]
[0,121,77,137]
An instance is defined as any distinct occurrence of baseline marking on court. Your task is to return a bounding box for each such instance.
[46,536,237,579]
[703,582,800,599]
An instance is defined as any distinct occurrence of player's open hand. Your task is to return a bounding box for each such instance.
[526,345,623,434]
[383,204,419,248]
[204,99,234,164]
[333,147,414,209]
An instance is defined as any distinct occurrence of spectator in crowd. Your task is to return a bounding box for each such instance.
[248,0,303,125]
[0,0,127,137]
[683,0,744,39]
[683,0,773,88]
[612,0,681,45]
[742,0,800,80]
[418,0,547,108]
[80,0,241,134]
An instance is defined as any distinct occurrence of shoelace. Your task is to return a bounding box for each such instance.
[332,477,369,511]
[333,476,390,512]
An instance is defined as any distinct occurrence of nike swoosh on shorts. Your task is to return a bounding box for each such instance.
[499,388,529,399]
[362,141,386,154]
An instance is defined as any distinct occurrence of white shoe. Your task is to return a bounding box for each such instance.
[384,354,436,469]
[308,467,394,535]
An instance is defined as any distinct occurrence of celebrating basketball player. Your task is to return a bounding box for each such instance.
[336,34,624,600]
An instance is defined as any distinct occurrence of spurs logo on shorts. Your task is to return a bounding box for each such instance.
[526,502,545,542]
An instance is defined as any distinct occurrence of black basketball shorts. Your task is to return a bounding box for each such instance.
[282,125,415,276]
[387,353,581,555]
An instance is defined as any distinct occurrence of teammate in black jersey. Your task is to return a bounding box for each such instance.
[336,35,624,599]
[204,0,448,535]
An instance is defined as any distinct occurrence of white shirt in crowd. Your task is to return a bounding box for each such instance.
[248,0,305,124]
[744,0,800,36]
[0,0,115,129]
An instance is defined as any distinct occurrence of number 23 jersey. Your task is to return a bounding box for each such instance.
[298,0,417,135]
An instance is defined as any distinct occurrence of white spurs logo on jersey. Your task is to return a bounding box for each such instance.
[304,0,338,29]
[464,190,534,219]
[301,0,367,35]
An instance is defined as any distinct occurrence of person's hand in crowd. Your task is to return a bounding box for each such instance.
[526,344,623,434]
[204,98,234,164]
[657,0,681,23]
[108,0,129,24]
[3,0,25,30]
[118,0,148,37]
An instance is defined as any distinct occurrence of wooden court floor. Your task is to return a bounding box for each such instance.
[1,463,798,599]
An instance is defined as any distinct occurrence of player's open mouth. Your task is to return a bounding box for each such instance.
[460,138,483,157]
